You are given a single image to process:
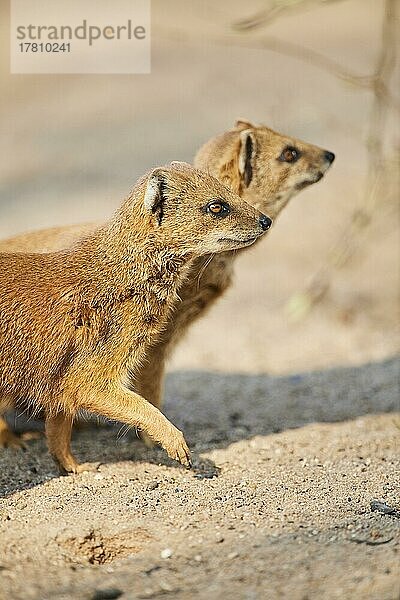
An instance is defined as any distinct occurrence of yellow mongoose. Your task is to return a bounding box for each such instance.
[0,162,271,472]
[0,120,334,448]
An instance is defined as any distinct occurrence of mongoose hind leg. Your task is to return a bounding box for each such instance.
[0,416,26,450]
[45,412,99,475]
[0,397,42,449]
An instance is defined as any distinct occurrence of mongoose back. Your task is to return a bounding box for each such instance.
[0,162,271,471]
[0,120,334,448]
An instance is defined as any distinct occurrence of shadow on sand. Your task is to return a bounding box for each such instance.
[1,356,398,497]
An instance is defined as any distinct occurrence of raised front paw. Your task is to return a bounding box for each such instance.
[163,427,192,468]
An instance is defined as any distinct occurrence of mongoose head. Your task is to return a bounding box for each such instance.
[194,119,335,220]
[140,162,272,255]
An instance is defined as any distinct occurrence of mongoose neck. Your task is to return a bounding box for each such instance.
[67,222,191,312]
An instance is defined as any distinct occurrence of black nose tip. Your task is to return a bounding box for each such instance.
[324,151,335,163]
[259,214,272,231]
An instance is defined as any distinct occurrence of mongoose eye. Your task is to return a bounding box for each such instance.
[205,200,230,217]
[279,146,300,163]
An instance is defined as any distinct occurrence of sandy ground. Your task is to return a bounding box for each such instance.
[0,0,399,375]
[1,358,399,600]
[0,0,399,598]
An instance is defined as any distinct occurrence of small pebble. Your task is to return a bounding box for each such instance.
[91,588,122,600]
[370,499,399,517]
[147,481,159,491]
[160,548,173,559]
[194,472,216,480]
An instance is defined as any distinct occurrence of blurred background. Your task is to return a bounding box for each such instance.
[0,0,399,375]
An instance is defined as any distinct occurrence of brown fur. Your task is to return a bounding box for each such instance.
[0,162,268,472]
[0,120,334,449]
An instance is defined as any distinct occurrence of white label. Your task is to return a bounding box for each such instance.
[10,0,151,74]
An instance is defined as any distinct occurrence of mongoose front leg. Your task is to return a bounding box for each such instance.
[81,385,191,467]
[46,412,98,475]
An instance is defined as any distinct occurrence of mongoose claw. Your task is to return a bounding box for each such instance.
[58,461,101,476]
[164,429,192,468]
[177,445,192,469]
[75,461,101,474]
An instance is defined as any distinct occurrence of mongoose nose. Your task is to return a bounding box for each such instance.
[259,214,273,231]
[324,151,335,163]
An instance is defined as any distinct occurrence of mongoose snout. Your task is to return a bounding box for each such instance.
[324,151,335,164]
[259,214,272,231]
[216,213,272,248]
[295,149,335,189]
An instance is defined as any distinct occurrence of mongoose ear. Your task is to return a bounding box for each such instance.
[144,168,167,225]
[235,119,255,130]
[238,129,256,187]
